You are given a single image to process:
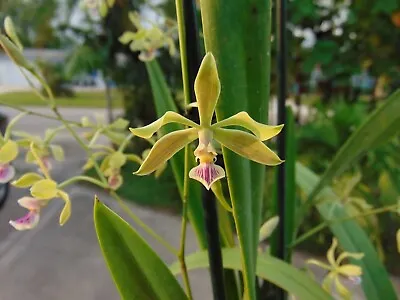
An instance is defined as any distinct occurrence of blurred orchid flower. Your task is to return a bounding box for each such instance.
[307,238,364,299]
[9,177,71,231]
[0,140,18,183]
[130,53,283,189]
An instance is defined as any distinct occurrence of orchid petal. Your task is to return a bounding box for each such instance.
[397,228,400,253]
[213,112,284,141]
[0,164,15,183]
[17,197,41,210]
[337,265,363,277]
[129,111,198,139]
[213,128,283,166]
[12,172,43,188]
[57,190,71,226]
[108,173,123,190]
[322,272,335,294]
[336,251,364,265]
[30,179,58,200]
[0,140,18,164]
[327,238,338,266]
[9,210,40,230]
[334,277,351,300]
[306,259,331,271]
[195,53,220,126]
[189,162,225,190]
[134,128,198,175]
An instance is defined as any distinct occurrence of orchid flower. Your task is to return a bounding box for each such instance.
[9,176,71,230]
[307,238,364,299]
[130,53,283,189]
[0,140,18,183]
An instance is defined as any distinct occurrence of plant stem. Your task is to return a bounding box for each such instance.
[175,0,191,106]
[58,175,108,189]
[178,145,194,299]
[290,203,399,248]
[0,101,81,126]
[203,189,226,300]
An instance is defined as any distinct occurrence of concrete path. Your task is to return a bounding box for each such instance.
[0,106,398,299]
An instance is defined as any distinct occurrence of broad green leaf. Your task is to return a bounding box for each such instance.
[145,60,206,248]
[296,162,397,300]
[308,89,400,202]
[30,179,58,200]
[170,248,332,300]
[200,1,273,296]
[94,199,187,300]
[12,172,43,188]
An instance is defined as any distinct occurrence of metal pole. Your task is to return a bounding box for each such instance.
[276,0,287,297]
[183,1,226,299]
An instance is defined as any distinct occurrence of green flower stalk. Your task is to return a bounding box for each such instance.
[130,52,283,190]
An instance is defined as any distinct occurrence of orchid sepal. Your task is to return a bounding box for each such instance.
[129,111,199,139]
[213,111,284,141]
[134,128,198,176]
[195,53,220,127]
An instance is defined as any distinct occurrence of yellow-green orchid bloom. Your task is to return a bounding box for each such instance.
[307,238,364,299]
[0,140,18,183]
[9,178,71,230]
[130,52,283,189]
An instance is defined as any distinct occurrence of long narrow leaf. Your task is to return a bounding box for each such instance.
[145,60,207,248]
[308,89,400,201]
[199,2,261,298]
[94,199,188,300]
[170,248,332,300]
[296,163,397,300]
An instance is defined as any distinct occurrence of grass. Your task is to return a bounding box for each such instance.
[0,90,123,108]
[87,160,181,211]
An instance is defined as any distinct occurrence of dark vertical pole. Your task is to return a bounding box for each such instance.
[183,1,226,300]
[276,0,287,298]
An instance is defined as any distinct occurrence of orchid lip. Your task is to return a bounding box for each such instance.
[9,210,40,231]
[189,162,225,190]
[0,164,15,183]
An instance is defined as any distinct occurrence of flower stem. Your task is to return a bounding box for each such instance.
[58,175,108,189]
[290,203,399,248]
[178,145,194,299]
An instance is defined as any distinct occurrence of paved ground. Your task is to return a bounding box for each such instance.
[0,106,398,300]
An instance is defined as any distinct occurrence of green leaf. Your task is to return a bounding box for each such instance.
[94,199,188,300]
[170,248,332,300]
[296,162,397,300]
[4,16,23,50]
[199,1,274,297]
[308,89,400,202]
[145,60,207,248]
